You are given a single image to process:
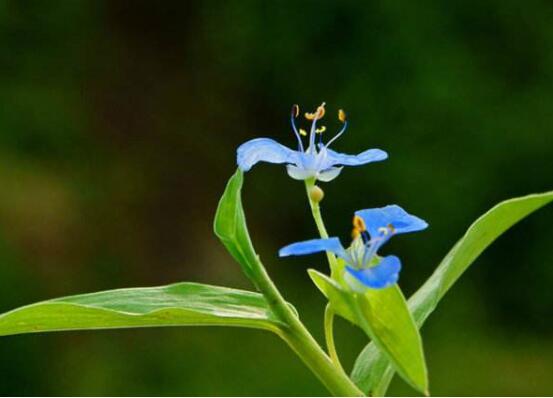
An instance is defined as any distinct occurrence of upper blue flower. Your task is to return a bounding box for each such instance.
[237,103,388,182]
[279,205,428,289]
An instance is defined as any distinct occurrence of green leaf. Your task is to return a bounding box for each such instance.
[308,269,356,323]
[309,269,428,394]
[0,282,285,337]
[214,169,259,282]
[356,286,427,394]
[351,190,553,396]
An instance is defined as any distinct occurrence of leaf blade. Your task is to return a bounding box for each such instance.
[214,169,260,282]
[351,191,553,395]
[308,269,357,323]
[0,282,284,337]
[309,269,428,393]
[356,286,427,394]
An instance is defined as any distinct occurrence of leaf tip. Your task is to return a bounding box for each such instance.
[213,168,244,238]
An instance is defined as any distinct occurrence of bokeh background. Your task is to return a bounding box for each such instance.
[1,1,552,395]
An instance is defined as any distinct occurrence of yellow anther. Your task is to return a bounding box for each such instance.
[352,215,366,238]
[378,227,389,236]
[316,102,326,118]
[315,126,326,134]
[353,215,366,231]
[299,128,307,136]
[387,223,396,234]
[338,109,346,123]
[292,104,300,118]
[305,102,326,121]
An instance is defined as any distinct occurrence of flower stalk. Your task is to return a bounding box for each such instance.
[325,303,345,374]
[305,178,339,274]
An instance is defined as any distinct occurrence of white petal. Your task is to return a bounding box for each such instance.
[317,167,343,182]
[286,165,316,180]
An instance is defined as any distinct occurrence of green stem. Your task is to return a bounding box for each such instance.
[325,303,345,373]
[305,179,338,274]
[304,178,358,391]
[252,261,363,396]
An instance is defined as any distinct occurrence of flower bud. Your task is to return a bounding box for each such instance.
[309,185,324,203]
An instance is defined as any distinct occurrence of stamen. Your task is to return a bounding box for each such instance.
[353,215,366,231]
[352,215,370,244]
[305,102,326,121]
[292,104,300,118]
[306,102,325,151]
[324,110,348,149]
[362,224,394,265]
[338,109,347,123]
[299,128,308,136]
[316,125,326,145]
[316,102,326,119]
[290,104,305,152]
[362,240,376,265]
[352,228,370,245]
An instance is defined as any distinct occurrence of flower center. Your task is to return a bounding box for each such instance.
[290,103,348,154]
[349,217,397,269]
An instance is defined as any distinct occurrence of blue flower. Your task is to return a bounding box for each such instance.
[279,205,428,289]
[237,103,388,182]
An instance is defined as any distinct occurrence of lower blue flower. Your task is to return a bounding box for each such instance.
[279,205,428,290]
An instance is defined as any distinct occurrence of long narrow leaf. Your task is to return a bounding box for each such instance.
[351,191,553,395]
[0,282,284,337]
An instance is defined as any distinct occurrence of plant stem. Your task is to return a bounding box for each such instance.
[252,260,364,396]
[304,179,339,274]
[304,178,357,390]
[325,303,345,373]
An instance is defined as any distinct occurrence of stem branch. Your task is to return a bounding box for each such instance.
[252,256,363,396]
[325,303,345,373]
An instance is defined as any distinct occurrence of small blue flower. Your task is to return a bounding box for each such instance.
[237,103,388,182]
[279,205,428,289]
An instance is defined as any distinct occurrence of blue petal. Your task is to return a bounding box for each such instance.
[355,205,428,239]
[345,255,401,289]
[237,138,299,172]
[325,148,388,167]
[279,237,348,259]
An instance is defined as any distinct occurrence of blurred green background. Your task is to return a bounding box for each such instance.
[1,1,552,395]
